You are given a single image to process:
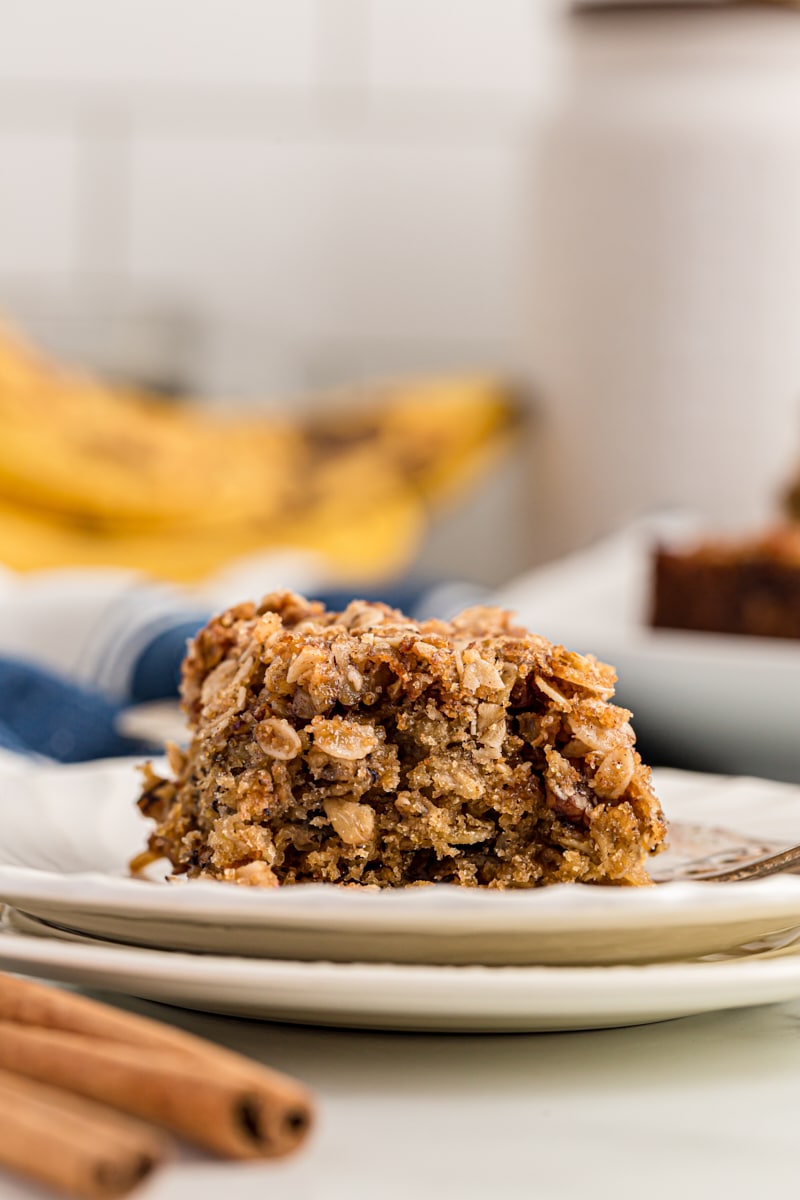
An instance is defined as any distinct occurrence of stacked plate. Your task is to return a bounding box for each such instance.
[2,755,800,1032]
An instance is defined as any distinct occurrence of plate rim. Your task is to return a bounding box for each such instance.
[5,907,800,987]
[3,864,800,931]
[5,908,800,1034]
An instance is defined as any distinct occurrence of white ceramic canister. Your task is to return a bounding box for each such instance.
[526,0,800,563]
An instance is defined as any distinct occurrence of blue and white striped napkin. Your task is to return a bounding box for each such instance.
[0,562,487,762]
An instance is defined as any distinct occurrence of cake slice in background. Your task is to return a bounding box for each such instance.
[651,527,800,640]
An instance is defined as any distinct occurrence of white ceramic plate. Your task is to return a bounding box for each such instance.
[4,907,800,1032]
[2,754,800,966]
[496,520,800,782]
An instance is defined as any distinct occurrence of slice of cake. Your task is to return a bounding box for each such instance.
[651,526,800,640]
[134,593,666,888]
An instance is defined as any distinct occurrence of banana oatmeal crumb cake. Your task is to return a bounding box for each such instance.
[134,593,666,888]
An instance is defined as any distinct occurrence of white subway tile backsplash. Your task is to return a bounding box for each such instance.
[366,0,550,96]
[0,0,553,444]
[314,0,372,91]
[128,133,525,349]
[74,124,131,275]
[0,1,315,89]
[178,326,517,402]
[307,139,525,345]
[0,132,79,273]
[0,289,203,391]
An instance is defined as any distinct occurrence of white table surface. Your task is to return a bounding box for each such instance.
[1,986,798,1200]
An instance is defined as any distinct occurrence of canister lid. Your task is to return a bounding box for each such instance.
[574,1,797,8]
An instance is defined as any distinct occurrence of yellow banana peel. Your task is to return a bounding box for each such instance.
[0,321,517,581]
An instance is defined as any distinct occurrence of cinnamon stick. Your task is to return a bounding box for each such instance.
[0,1019,310,1160]
[0,971,252,1056]
[0,1068,166,1199]
[0,973,313,1158]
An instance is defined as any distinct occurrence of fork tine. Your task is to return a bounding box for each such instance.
[687,842,800,884]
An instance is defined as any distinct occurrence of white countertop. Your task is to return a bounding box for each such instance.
[1,988,798,1200]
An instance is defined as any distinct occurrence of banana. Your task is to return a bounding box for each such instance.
[0,489,424,581]
[0,322,516,580]
[0,326,302,529]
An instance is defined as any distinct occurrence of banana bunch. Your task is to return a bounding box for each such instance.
[0,322,515,581]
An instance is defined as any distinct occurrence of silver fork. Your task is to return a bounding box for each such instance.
[663,842,800,884]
